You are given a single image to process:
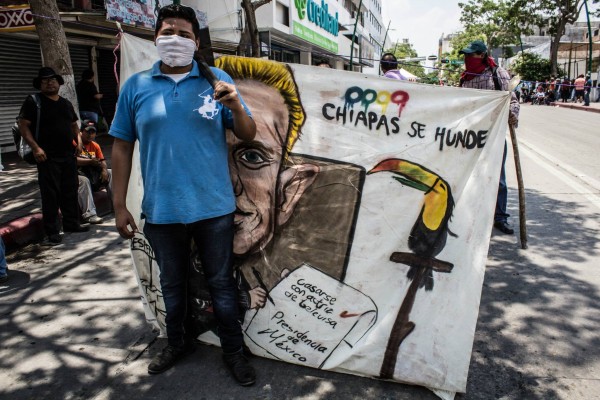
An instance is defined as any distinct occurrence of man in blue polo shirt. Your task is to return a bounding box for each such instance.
[109,4,256,385]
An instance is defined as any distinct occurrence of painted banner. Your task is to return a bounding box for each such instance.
[105,1,208,30]
[0,5,35,32]
[119,33,509,398]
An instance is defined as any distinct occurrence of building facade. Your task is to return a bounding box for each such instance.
[0,0,386,151]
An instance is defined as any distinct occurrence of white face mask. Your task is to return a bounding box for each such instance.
[155,35,197,68]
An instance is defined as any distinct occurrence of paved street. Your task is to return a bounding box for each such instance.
[1,104,599,399]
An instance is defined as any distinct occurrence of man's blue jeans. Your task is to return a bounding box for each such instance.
[144,213,243,353]
[0,237,7,277]
[495,141,509,223]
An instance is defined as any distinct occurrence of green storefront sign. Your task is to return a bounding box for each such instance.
[293,0,339,52]
[292,22,338,53]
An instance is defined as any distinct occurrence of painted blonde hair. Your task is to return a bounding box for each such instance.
[215,55,305,157]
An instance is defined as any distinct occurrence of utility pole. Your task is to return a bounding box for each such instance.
[349,0,363,70]
[382,20,391,51]
[583,0,593,76]
[28,0,78,113]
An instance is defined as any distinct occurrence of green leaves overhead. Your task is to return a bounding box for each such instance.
[458,0,589,75]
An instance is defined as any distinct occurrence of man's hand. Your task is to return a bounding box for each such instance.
[115,206,138,239]
[249,287,267,309]
[33,146,47,163]
[509,113,518,126]
[214,81,242,111]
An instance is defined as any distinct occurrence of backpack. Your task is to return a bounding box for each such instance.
[12,94,41,164]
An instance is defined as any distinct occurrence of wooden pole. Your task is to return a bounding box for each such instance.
[509,124,527,249]
[29,0,78,112]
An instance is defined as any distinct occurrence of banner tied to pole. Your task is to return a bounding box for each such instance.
[119,33,510,399]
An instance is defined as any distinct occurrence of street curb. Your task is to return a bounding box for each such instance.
[0,190,112,251]
[551,102,600,113]
[0,213,44,250]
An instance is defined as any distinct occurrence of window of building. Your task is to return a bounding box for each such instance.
[270,45,299,64]
[276,2,290,26]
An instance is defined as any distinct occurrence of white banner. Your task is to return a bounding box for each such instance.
[119,33,509,397]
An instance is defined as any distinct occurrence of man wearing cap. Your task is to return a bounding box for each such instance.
[459,40,520,235]
[19,67,88,245]
[76,119,111,225]
[380,53,407,80]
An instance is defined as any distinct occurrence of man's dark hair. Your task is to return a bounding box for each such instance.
[155,4,200,40]
[81,69,94,80]
[380,53,398,72]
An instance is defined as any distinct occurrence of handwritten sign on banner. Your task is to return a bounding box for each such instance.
[244,264,377,368]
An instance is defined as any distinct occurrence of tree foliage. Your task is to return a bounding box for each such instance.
[459,0,587,75]
[511,52,564,81]
[458,0,532,51]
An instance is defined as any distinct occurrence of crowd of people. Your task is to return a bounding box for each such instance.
[516,74,598,106]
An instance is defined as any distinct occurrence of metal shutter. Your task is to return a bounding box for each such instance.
[69,44,91,85]
[0,34,43,151]
[0,36,91,151]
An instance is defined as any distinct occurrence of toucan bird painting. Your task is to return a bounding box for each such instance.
[368,158,456,290]
[368,158,457,379]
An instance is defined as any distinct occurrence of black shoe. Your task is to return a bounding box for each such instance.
[148,344,194,375]
[223,351,256,386]
[494,221,514,235]
[41,234,62,246]
[63,224,90,233]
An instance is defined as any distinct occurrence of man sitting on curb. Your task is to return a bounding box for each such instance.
[76,120,112,224]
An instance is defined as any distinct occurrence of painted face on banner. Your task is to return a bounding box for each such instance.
[228,81,289,256]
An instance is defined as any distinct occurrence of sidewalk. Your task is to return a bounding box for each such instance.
[0,134,113,250]
[549,99,600,113]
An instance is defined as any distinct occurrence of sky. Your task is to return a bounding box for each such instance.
[380,0,600,58]
[380,0,463,57]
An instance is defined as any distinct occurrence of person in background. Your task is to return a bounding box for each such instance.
[458,40,520,235]
[316,60,331,68]
[19,67,89,246]
[560,76,571,103]
[109,4,257,385]
[583,74,592,106]
[574,74,586,103]
[76,119,111,225]
[380,53,407,80]
[76,69,103,124]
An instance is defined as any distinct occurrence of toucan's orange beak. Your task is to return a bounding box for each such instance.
[368,159,403,174]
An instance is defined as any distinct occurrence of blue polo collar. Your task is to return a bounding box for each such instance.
[151,60,200,78]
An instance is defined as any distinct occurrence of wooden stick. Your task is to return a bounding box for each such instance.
[509,123,528,249]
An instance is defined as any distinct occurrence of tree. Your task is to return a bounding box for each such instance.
[511,52,564,81]
[459,0,587,76]
[459,0,533,52]
[28,0,78,111]
[239,0,272,57]
[533,0,584,75]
